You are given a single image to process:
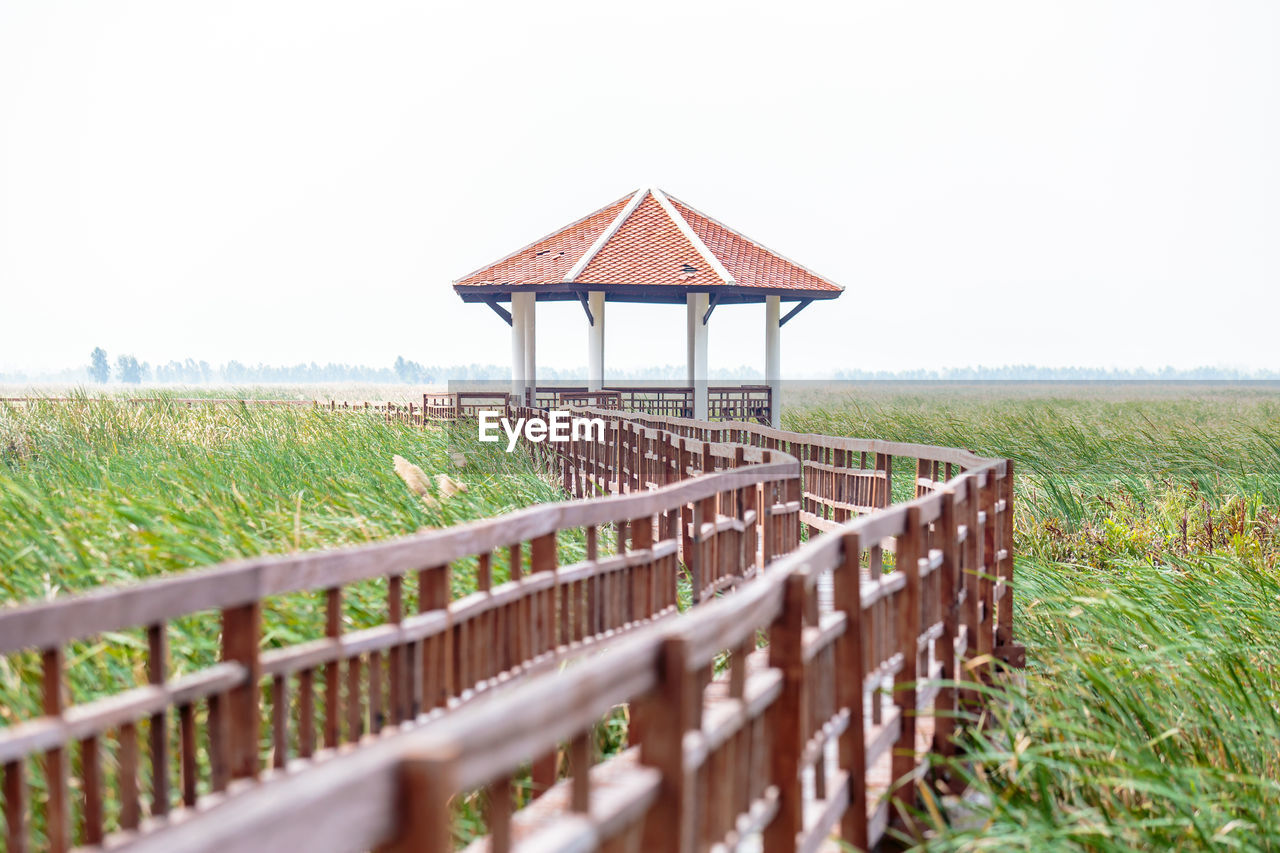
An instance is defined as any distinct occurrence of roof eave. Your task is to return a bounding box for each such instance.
[454,281,843,302]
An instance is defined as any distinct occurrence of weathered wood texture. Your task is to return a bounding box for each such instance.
[0,400,1018,852]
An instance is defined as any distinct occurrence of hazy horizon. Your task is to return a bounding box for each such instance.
[3,2,1277,375]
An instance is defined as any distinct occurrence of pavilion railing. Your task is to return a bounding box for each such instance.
[421,384,774,424]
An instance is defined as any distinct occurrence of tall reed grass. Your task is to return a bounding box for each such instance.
[0,395,562,722]
[789,384,1280,849]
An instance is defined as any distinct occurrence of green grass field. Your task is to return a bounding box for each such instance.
[787,383,1280,850]
[0,396,567,723]
[3,384,1279,850]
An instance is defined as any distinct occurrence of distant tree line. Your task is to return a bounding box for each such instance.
[86,347,154,384]
[832,365,1280,380]
[1,352,1276,384]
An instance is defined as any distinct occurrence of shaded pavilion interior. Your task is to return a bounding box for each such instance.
[452,187,843,426]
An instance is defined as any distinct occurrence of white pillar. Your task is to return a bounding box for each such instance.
[523,294,537,405]
[686,293,709,420]
[765,295,781,428]
[510,295,526,398]
[587,291,605,391]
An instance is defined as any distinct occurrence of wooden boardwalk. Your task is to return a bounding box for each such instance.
[0,400,1021,852]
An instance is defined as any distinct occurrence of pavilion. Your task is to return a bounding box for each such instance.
[452,187,843,426]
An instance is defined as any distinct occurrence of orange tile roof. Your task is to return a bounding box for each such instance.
[454,188,842,298]
[578,193,716,287]
[453,194,633,287]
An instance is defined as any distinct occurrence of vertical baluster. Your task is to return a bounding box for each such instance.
[3,759,26,853]
[979,474,995,664]
[42,648,68,852]
[834,527,865,845]
[346,655,364,742]
[998,461,1016,649]
[145,623,170,817]
[419,565,451,710]
[324,587,342,749]
[388,574,404,725]
[80,735,103,845]
[179,703,198,806]
[298,669,316,759]
[369,650,383,734]
[935,490,961,766]
[585,527,599,637]
[633,514,655,620]
[208,690,230,792]
[271,675,288,769]
[763,574,806,853]
[119,720,141,830]
[891,507,923,798]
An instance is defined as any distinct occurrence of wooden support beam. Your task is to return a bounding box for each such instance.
[779,298,813,327]
[577,291,594,326]
[701,293,720,325]
[484,298,513,326]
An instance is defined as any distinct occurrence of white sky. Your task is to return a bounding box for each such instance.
[1,1,1277,377]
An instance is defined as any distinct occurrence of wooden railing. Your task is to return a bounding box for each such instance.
[117,425,1016,853]
[0,419,796,852]
[0,402,1019,852]
[531,385,771,423]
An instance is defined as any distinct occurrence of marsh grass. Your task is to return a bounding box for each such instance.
[0,395,570,776]
[7,385,1280,849]
[787,384,1280,850]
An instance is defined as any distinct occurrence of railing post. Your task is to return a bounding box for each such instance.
[935,490,960,768]
[890,506,922,811]
[995,461,1025,667]
[764,573,806,853]
[42,648,68,852]
[835,532,868,848]
[398,748,458,853]
[786,469,802,555]
[147,623,170,816]
[530,533,559,793]
[221,601,262,781]
[961,477,983,703]
[979,472,996,667]
[640,636,698,853]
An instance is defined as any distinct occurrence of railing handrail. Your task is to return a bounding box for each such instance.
[581,406,993,470]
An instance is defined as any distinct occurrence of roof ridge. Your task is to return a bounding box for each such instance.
[451,190,636,286]
[650,186,736,286]
[664,192,844,292]
[564,188,647,283]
